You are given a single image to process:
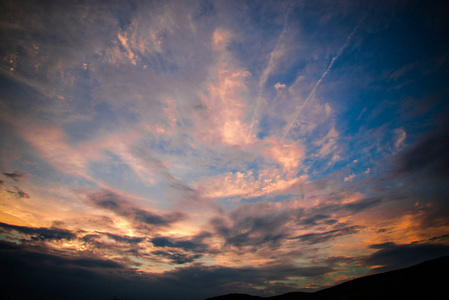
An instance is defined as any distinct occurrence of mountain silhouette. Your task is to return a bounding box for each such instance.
[206,255,448,300]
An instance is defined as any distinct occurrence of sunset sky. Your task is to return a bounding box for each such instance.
[1,1,449,299]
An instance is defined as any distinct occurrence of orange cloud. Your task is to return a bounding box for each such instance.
[197,169,306,199]
[117,33,137,65]
[21,125,91,178]
[195,60,253,147]
[212,29,231,50]
[274,82,286,89]
[263,137,304,174]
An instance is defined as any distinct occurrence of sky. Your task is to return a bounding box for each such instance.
[1,0,449,299]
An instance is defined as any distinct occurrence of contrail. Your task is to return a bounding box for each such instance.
[246,4,293,143]
[282,18,363,139]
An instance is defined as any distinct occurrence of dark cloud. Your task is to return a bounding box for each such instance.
[368,242,396,249]
[67,257,124,269]
[317,256,357,267]
[88,189,185,227]
[210,198,373,249]
[0,241,149,300]
[395,121,449,179]
[10,186,30,198]
[0,222,76,241]
[151,236,206,252]
[0,241,124,270]
[429,234,449,242]
[0,240,333,300]
[133,209,184,226]
[363,242,449,273]
[77,232,145,257]
[81,233,101,243]
[152,250,202,265]
[150,232,212,264]
[304,196,383,221]
[162,262,334,292]
[104,232,144,244]
[290,225,364,245]
[298,214,330,226]
[2,171,27,182]
[343,197,383,213]
[210,203,293,249]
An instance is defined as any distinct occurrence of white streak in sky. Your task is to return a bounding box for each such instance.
[282,19,363,139]
[246,5,292,143]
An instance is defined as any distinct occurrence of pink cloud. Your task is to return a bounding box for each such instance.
[344,174,356,182]
[394,128,406,148]
[21,125,92,178]
[194,53,254,147]
[212,28,231,51]
[262,137,304,174]
[274,82,286,89]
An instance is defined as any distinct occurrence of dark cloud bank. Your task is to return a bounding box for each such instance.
[1,230,448,300]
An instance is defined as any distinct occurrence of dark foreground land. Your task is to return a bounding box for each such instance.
[206,255,449,300]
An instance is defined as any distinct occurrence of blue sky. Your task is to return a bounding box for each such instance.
[1,1,449,299]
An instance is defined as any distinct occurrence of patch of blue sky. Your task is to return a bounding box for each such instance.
[245,160,262,178]
[265,60,309,89]
[304,159,339,182]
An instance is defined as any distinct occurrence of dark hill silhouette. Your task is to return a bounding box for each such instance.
[206,294,263,300]
[206,255,449,300]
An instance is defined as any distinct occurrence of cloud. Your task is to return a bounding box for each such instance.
[0,240,333,300]
[2,171,29,182]
[162,262,334,293]
[394,127,406,148]
[364,242,449,273]
[210,206,289,248]
[344,174,356,182]
[308,195,383,216]
[291,225,364,245]
[0,241,145,300]
[297,214,336,226]
[88,189,185,228]
[151,232,210,252]
[152,250,202,265]
[103,232,144,244]
[18,125,93,179]
[11,186,30,198]
[282,17,364,139]
[274,82,286,89]
[197,169,305,199]
[395,121,449,178]
[209,201,307,250]
[193,36,254,147]
[0,222,76,241]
